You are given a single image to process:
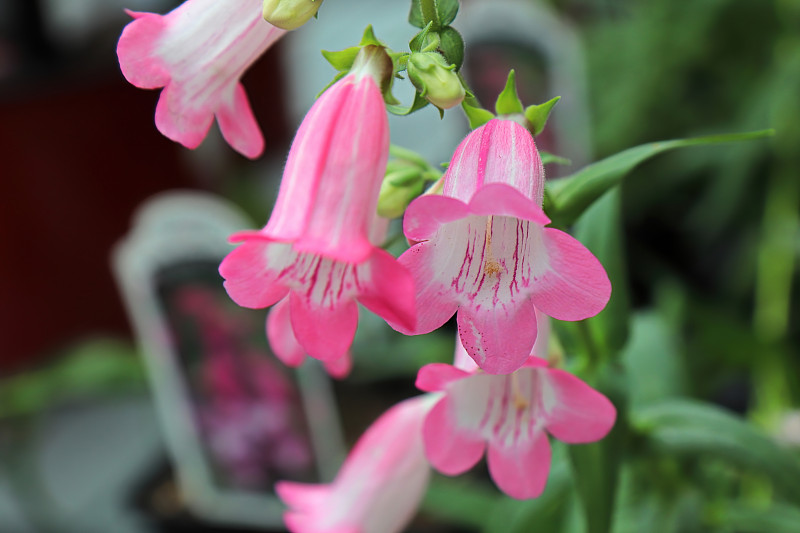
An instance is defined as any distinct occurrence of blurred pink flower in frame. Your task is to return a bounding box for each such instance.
[394,118,610,375]
[117,0,286,158]
[220,47,415,365]
[277,395,435,533]
[416,313,616,499]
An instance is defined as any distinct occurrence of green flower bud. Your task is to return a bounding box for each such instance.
[263,0,323,30]
[377,162,427,219]
[406,52,465,110]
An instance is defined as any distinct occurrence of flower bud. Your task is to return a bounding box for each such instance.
[407,52,465,110]
[263,0,323,30]
[377,161,426,219]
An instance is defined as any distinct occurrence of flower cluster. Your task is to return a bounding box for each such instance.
[117,1,616,531]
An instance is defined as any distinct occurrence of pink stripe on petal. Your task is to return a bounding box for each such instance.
[487,431,551,500]
[216,82,264,160]
[416,363,469,392]
[219,242,289,309]
[457,298,538,374]
[358,248,416,333]
[266,298,305,368]
[544,368,617,443]
[289,292,357,361]
[423,398,485,475]
[531,228,612,321]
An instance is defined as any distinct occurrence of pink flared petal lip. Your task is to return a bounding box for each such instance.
[544,368,617,443]
[467,183,550,225]
[403,194,471,242]
[215,82,264,159]
[487,431,552,500]
[289,292,358,362]
[155,82,214,150]
[266,298,305,368]
[415,363,470,392]
[456,298,538,375]
[393,241,459,335]
[356,248,416,332]
[422,397,485,475]
[117,11,170,89]
[219,242,289,309]
[275,481,330,511]
[322,352,353,379]
[530,228,612,321]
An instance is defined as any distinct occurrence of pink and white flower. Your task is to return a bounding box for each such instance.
[417,319,616,500]
[276,395,434,533]
[117,0,286,158]
[394,118,611,375]
[219,46,415,364]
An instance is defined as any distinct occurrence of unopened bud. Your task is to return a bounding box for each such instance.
[263,0,323,30]
[377,162,426,219]
[407,52,465,110]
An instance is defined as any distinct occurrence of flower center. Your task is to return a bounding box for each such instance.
[484,215,502,276]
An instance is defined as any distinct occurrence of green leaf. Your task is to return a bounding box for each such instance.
[541,151,572,166]
[462,101,494,129]
[386,90,430,116]
[439,26,465,70]
[710,502,800,533]
[574,187,630,354]
[495,69,524,115]
[524,96,560,136]
[632,399,800,502]
[545,129,775,227]
[437,0,460,27]
[408,0,425,28]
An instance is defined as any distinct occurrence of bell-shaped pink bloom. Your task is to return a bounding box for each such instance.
[117,0,286,158]
[416,322,616,500]
[219,59,416,363]
[394,118,611,375]
[267,296,352,378]
[276,395,434,533]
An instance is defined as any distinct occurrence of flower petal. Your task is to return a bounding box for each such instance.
[117,11,170,88]
[422,397,486,475]
[457,297,538,374]
[487,430,552,500]
[266,297,304,367]
[531,228,611,321]
[357,248,416,333]
[468,183,549,225]
[289,291,357,362]
[322,352,352,380]
[219,241,289,309]
[394,241,459,335]
[543,368,617,443]
[403,194,471,242]
[216,82,264,159]
[155,82,214,149]
[415,363,470,392]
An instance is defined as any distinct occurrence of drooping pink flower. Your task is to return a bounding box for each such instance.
[267,296,352,378]
[276,395,434,533]
[416,319,616,500]
[117,0,286,158]
[220,46,415,364]
[394,118,611,375]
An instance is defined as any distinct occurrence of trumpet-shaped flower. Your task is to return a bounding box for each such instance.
[117,0,286,158]
[220,47,415,363]
[267,296,352,378]
[276,395,434,533]
[394,118,611,374]
[417,321,616,500]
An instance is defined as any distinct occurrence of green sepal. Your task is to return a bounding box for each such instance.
[386,90,430,116]
[408,0,460,31]
[525,96,560,136]
[439,26,464,70]
[409,22,436,53]
[462,101,494,129]
[321,46,360,72]
[359,24,382,47]
[495,69,524,115]
[540,151,571,166]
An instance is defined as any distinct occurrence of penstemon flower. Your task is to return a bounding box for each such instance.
[416,313,616,499]
[393,118,611,374]
[276,395,434,533]
[219,45,416,364]
[117,0,286,158]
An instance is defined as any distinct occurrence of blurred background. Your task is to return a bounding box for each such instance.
[1,0,797,531]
